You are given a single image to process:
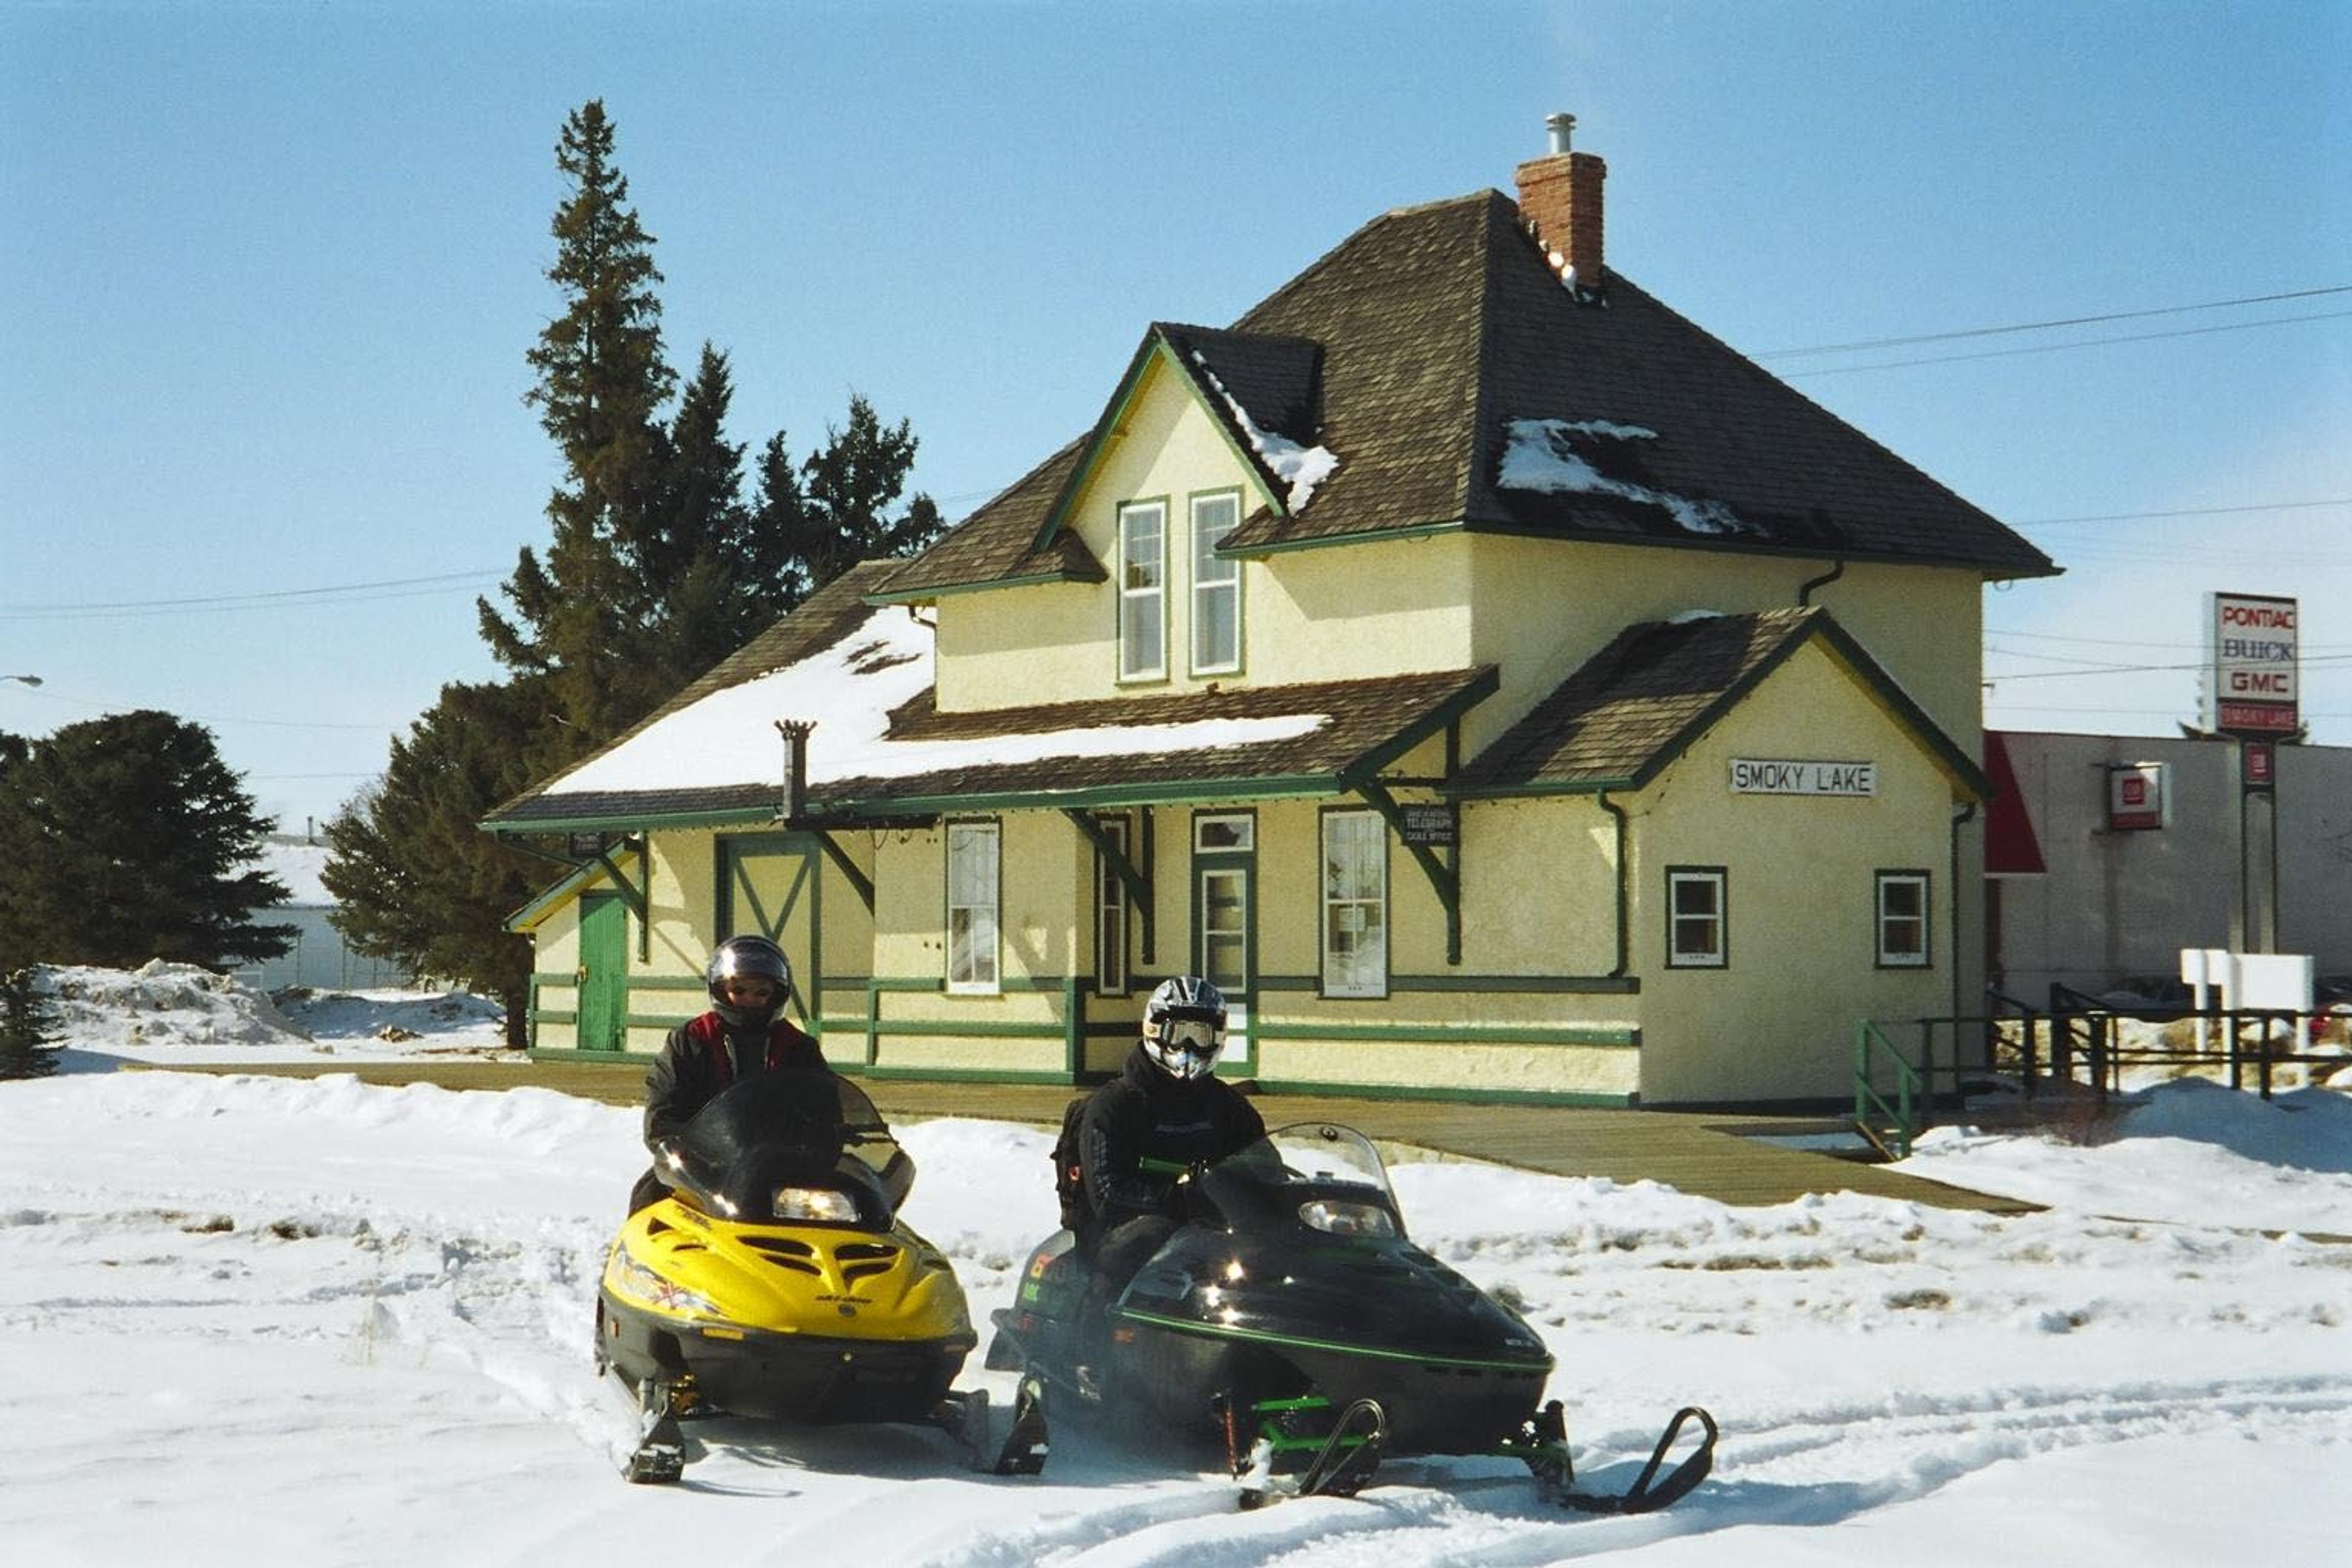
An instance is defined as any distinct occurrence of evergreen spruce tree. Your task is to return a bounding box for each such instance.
[0,712,291,968]
[326,99,951,1041]
[793,394,947,592]
[0,965,63,1080]
[320,681,548,1049]
[750,394,946,609]
[638,343,761,686]
[478,97,676,752]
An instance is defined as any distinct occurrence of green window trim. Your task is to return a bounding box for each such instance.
[1875,868,1933,969]
[1666,865,1728,970]
[1319,805,1390,1000]
[1117,497,1170,684]
[1189,488,1245,677]
[944,818,1003,995]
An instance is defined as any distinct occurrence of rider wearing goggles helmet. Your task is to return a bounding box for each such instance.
[1140,974,1229,1080]
[1061,976,1267,1378]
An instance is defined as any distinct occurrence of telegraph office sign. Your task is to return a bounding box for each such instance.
[1730,758,1877,797]
[2205,592,2299,736]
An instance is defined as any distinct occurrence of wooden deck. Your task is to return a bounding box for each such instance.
[134,1057,2038,1215]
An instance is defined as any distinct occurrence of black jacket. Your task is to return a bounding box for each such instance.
[1077,1044,1266,1231]
[643,1011,827,1147]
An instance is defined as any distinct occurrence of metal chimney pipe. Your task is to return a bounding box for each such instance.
[1546,111,1576,156]
[775,719,814,824]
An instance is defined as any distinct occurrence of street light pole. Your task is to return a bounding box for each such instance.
[1,675,41,688]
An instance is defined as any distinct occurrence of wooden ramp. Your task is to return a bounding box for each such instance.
[134,1058,2035,1215]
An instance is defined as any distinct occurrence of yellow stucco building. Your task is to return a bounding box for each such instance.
[486,132,2055,1107]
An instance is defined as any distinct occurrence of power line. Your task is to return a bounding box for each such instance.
[1991,627,2352,652]
[2015,496,2352,526]
[1755,284,2352,358]
[1781,308,2352,378]
[0,570,506,621]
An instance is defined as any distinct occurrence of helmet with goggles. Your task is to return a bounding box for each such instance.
[1142,975,1228,1080]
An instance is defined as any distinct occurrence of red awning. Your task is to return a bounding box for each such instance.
[1983,731,2046,876]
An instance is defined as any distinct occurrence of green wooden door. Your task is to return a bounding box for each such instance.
[575,893,629,1052]
[719,834,821,1030]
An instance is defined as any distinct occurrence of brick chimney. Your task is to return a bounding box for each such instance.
[1514,111,1607,295]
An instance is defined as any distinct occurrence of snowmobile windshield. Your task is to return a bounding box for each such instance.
[669,1072,912,1228]
[1195,1121,1405,1240]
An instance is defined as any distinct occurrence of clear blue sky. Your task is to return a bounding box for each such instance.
[4,1,2347,835]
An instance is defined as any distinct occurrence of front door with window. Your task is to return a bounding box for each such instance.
[1192,812,1255,1072]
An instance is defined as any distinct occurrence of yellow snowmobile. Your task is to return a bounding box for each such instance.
[594,1069,1045,1482]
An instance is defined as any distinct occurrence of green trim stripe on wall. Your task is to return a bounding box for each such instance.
[1254,973,1639,995]
[1252,1020,1638,1048]
[1251,1079,1635,1107]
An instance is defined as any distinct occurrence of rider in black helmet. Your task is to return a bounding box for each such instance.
[627,935,834,1213]
[1069,976,1265,1375]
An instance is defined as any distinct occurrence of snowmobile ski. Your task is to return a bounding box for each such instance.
[1510,1400,1719,1515]
[1230,1393,1388,1508]
[932,1377,1047,1476]
[621,1378,687,1485]
[992,1373,1050,1475]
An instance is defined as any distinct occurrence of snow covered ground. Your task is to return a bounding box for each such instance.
[3,970,2347,1565]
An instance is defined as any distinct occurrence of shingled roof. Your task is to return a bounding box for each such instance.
[483,553,1499,834]
[1453,606,1989,799]
[873,189,2055,600]
[481,560,912,832]
[815,664,1496,818]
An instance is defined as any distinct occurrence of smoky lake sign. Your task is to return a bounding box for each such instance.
[1729,758,1878,797]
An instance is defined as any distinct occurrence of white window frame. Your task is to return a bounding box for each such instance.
[1320,809,1389,998]
[1189,489,1243,676]
[1666,867,1727,969]
[1117,499,1167,682]
[1876,870,1931,968]
[944,819,1001,993]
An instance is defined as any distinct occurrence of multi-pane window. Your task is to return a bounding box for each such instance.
[1095,815,1130,996]
[945,820,1000,992]
[1876,871,1931,968]
[1190,491,1242,674]
[1321,810,1388,998]
[1118,500,1167,681]
[1666,867,1727,968]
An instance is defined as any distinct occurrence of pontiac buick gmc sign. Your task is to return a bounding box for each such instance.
[2204,592,2299,736]
[1729,758,1878,797]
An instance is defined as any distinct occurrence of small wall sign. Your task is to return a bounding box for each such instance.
[1399,803,1458,846]
[1729,758,1877,797]
[2107,763,2166,831]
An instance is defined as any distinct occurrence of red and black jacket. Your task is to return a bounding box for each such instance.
[642,1011,827,1146]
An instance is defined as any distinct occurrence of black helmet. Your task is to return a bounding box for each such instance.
[1142,975,1228,1080]
[706,935,792,1026]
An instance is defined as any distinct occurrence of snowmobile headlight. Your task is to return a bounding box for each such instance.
[611,1253,721,1319]
[771,1185,862,1224]
[1298,1199,1396,1237]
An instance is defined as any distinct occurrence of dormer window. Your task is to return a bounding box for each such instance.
[1117,499,1167,682]
[1190,491,1242,675]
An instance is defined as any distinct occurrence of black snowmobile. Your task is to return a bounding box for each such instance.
[985,1118,1716,1509]
[595,1071,1044,1482]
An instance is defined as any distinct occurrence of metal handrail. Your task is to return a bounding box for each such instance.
[1853,1020,1922,1159]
